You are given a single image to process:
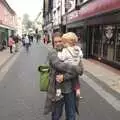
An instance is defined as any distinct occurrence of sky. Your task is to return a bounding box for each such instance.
[6,0,43,20]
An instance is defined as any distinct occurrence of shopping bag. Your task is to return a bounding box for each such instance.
[38,65,49,92]
[12,44,15,48]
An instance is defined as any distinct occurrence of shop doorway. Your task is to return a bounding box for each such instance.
[87,26,93,57]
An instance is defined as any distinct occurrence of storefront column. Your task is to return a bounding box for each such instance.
[83,26,88,58]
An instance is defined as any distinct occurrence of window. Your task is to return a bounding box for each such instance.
[76,0,90,6]
[93,26,102,57]
[115,26,120,62]
[102,25,115,61]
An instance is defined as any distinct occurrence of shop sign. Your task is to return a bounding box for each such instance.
[67,10,79,23]
[67,0,120,23]
[0,3,4,22]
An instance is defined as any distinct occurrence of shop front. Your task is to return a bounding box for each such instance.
[0,27,6,50]
[0,25,16,50]
[0,0,16,50]
[65,0,120,69]
[88,24,120,69]
[85,4,120,69]
[0,25,9,50]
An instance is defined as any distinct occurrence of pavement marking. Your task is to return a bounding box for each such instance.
[0,47,23,82]
[82,74,120,111]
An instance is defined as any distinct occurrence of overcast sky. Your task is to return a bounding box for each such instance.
[6,0,43,20]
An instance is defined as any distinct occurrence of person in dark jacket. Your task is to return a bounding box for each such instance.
[13,35,19,52]
[44,32,83,120]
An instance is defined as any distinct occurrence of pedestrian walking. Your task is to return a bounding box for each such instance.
[44,32,84,120]
[13,35,19,52]
[43,35,48,44]
[22,35,25,46]
[30,35,33,42]
[36,34,40,43]
[24,35,30,52]
[8,35,15,53]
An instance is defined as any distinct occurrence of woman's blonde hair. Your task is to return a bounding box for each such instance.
[62,32,78,44]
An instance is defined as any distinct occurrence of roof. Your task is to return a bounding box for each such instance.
[1,0,16,15]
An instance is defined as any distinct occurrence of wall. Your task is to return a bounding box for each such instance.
[0,1,16,28]
[16,17,22,37]
[53,0,62,26]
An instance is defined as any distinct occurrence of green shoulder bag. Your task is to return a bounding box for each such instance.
[38,65,49,92]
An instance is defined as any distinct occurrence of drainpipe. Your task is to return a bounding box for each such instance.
[60,0,62,33]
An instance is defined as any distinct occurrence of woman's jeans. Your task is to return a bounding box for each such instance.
[52,91,76,120]
[10,46,13,53]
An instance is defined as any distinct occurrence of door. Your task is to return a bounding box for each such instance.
[93,26,102,58]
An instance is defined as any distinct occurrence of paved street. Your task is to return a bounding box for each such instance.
[0,42,120,120]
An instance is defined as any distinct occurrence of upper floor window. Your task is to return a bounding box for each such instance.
[65,0,76,13]
[76,0,90,6]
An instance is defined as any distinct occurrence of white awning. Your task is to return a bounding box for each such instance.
[0,24,16,30]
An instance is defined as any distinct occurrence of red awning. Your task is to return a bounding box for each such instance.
[68,0,120,23]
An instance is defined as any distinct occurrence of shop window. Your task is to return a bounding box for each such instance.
[0,31,5,50]
[103,25,115,61]
[116,27,120,62]
[93,26,102,57]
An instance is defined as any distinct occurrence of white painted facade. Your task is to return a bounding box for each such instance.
[66,0,76,13]
[16,17,22,37]
[52,0,65,26]
[34,12,43,32]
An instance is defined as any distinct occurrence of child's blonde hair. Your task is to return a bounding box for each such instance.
[62,32,78,45]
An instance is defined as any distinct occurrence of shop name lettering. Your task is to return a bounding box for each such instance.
[0,15,14,26]
[68,11,79,21]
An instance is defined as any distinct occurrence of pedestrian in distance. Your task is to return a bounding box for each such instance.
[24,35,30,52]
[22,35,25,47]
[8,35,15,54]
[13,35,19,52]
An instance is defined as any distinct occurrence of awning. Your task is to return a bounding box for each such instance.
[67,0,120,23]
[67,21,84,29]
[0,24,16,30]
